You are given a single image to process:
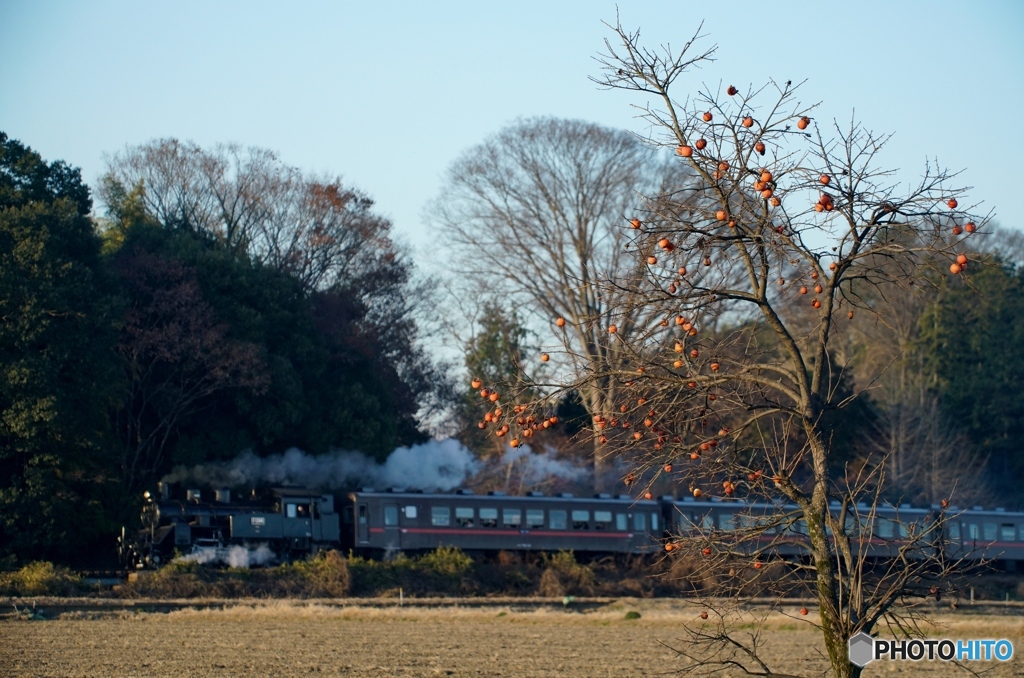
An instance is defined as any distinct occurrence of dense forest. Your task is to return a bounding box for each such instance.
[0,134,454,566]
[2,129,1023,567]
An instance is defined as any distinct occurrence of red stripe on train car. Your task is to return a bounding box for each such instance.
[400,527,634,539]
[367,526,636,539]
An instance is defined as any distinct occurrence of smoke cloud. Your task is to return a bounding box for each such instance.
[164,438,482,492]
[499,444,588,484]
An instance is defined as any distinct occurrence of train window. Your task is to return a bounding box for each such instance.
[572,510,590,530]
[968,524,979,540]
[286,503,298,518]
[594,511,612,530]
[549,510,567,530]
[983,523,997,541]
[479,508,498,528]
[651,513,659,531]
[1000,524,1015,541]
[296,504,309,518]
[404,506,418,519]
[701,514,714,531]
[432,506,451,527]
[947,522,960,540]
[384,506,398,526]
[634,513,646,531]
[455,507,474,527]
[616,513,627,531]
[526,510,544,529]
[844,515,857,535]
[876,518,894,539]
[503,509,522,527]
[741,515,771,533]
[358,505,367,525]
[719,513,735,531]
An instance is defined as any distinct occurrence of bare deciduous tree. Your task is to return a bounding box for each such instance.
[827,267,991,507]
[101,139,455,445]
[500,20,989,678]
[102,139,396,294]
[429,117,685,487]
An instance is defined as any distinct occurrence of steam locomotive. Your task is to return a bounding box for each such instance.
[122,483,1024,568]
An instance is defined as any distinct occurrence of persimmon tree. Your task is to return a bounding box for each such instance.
[502,21,989,678]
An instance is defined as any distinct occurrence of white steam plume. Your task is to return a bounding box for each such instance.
[499,444,589,484]
[176,544,276,568]
[164,438,481,492]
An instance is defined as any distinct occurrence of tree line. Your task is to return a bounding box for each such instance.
[2,112,1023,568]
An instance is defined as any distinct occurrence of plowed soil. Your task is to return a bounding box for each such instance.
[1,600,1021,677]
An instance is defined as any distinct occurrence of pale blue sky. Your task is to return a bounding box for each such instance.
[2,1,1022,264]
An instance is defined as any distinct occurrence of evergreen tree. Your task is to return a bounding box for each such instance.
[0,132,118,564]
[919,258,1024,505]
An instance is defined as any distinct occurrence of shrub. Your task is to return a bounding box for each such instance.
[0,561,81,596]
[346,552,414,595]
[537,568,565,597]
[346,547,474,596]
[538,551,594,596]
[125,565,208,598]
[419,546,472,578]
[274,550,351,597]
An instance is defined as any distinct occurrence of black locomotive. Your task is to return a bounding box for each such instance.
[123,482,1024,569]
[125,485,340,568]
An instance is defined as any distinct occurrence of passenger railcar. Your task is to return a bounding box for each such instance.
[946,506,1024,563]
[667,497,1024,565]
[341,489,664,555]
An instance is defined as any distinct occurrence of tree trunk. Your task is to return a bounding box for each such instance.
[584,387,618,493]
[806,429,863,678]
[593,443,610,493]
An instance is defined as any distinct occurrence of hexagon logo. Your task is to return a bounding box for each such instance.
[848,632,875,667]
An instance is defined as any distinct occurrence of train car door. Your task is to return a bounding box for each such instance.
[616,512,632,552]
[357,502,369,544]
[383,502,400,549]
[283,501,313,541]
[310,501,322,542]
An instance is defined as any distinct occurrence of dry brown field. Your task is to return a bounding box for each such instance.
[1,599,1021,677]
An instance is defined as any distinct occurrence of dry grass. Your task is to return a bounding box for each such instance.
[3,599,1021,677]
[153,598,1024,633]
